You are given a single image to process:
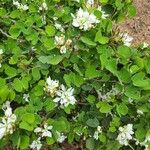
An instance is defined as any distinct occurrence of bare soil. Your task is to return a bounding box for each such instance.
[119,0,150,46]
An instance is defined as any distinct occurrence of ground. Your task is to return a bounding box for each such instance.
[119,0,150,46]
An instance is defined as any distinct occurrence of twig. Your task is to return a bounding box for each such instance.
[0,28,11,38]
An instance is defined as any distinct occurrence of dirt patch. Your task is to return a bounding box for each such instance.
[118,0,150,46]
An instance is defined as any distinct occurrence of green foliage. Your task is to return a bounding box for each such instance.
[0,0,149,150]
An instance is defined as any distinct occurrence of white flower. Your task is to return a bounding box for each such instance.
[65,39,72,47]
[42,2,48,10]
[54,84,76,107]
[20,4,29,11]
[44,76,59,97]
[145,135,150,143]
[0,101,17,139]
[60,45,67,54]
[13,0,20,7]
[0,49,3,55]
[121,33,133,47]
[3,101,12,118]
[23,93,30,102]
[34,123,53,138]
[54,23,65,32]
[56,131,66,143]
[137,109,144,115]
[86,0,94,5]
[142,43,149,49]
[30,137,42,150]
[97,6,109,19]
[0,122,6,139]
[55,35,65,46]
[93,126,102,140]
[117,124,134,146]
[128,98,133,103]
[72,8,99,31]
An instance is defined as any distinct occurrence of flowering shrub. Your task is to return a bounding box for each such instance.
[0,0,150,150]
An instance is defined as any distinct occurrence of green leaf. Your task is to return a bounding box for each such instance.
[86,95,96,104]
[5,66,17,77]
[132,72,150,90]
[80,37,96,46]
[9,25,21,39]
[45,25,56,37]
[144,57,150,74]
[98,102,112,113]
[86,118,99,128]
[48,55,63,65]
[117,103,128,115]
[85,65,99,79]
[117,68,131,83]
[124,85,141,100]
[53,119,70,132]
[32,68,41,81]
[117,45,131,59]
[99,0,108,4]
[0,85,10,103]
[95,30,109,44]
[20,135,29,149]
[38,55,63,65]
[128,5,136,17]
[13,79,23,92]
[86,138,95,150]
[42,37,56,50]
[44,99,56,112]
[22,113,35,124]
[19,121,34,131]
[64,73,84,87]
[38,56,49,63]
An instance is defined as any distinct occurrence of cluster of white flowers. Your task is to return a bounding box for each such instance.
[56,131,67,143]
[55,35,72,54]
[13,0,28,11]
[34,123,53,138]
[44,76,76,108]
[30,137,42,150]
[121,33,133,47]
[117,124,134,146]
[0,49,3,68]
[72,8,99,31]
[39,1,48,11]
[93,126,102,140]
[0,101,17,139]
[44,76,59,97]
[54,84,76,108]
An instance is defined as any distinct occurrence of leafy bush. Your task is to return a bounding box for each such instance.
[0,0,150,150]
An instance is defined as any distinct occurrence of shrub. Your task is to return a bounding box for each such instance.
[0,0,150,150]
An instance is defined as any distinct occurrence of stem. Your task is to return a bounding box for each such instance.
[129,144,134,150]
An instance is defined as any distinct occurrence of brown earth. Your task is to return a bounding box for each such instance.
[118,0,150,46]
